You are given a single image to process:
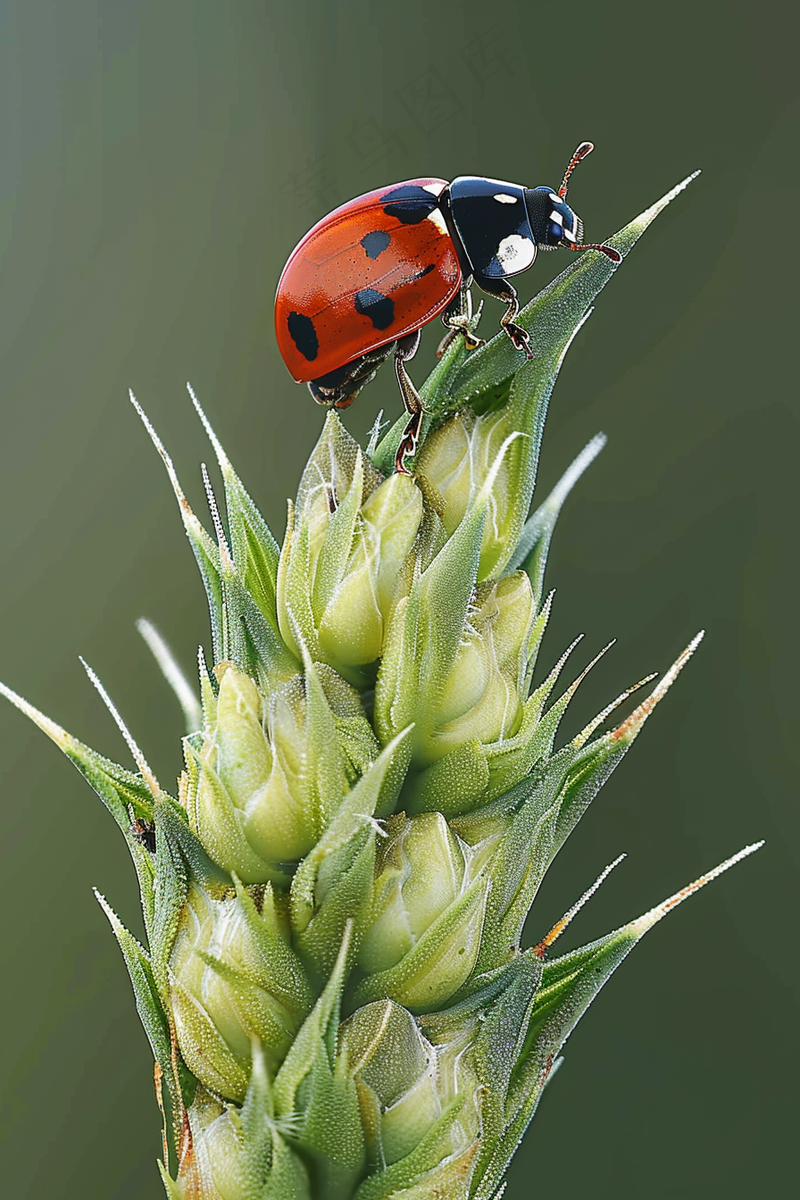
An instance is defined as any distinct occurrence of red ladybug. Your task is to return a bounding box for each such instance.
[275,142,620,472]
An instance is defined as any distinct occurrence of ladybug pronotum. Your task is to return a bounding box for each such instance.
[275,142,620,473]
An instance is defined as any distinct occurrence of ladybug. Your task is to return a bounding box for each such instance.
[130,816,156,853]
[275,142,621,473]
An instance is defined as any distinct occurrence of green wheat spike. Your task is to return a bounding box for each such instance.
[0,172,762,1200]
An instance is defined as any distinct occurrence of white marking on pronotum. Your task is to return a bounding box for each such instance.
[137,618,203,734]
[496,233,536,272]
[422,182,446,197]
[552,207,580,241]
[494,192,518,204]
[426,208,449,235]
[548,193,560,204]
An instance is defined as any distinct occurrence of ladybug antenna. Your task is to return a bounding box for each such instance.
[564,240,623,265]
[559,140,594,199]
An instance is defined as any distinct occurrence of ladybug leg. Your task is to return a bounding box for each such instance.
[436,322,461,359]
[309,344,394,408]
[394,412,423,475]
[436,288,486,359]
[474,275,534,360]
[393,331,424,475]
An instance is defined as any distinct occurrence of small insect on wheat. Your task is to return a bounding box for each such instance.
[0,162,759,1200]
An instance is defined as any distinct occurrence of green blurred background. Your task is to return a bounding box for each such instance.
[0,1,794,1196]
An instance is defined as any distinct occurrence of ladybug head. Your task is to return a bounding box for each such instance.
[524,187,584,249]
[524,142,622,264]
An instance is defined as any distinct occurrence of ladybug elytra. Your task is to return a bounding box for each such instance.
[275,142,620,473]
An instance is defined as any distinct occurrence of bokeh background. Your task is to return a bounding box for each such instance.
[0,2,795,1196]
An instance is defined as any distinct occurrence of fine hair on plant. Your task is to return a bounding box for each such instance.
[1,167,761,1200]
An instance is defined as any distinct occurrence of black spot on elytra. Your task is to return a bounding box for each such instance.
[354,288,395,330]
[287,311,318,361]
[360,230,391,259]
[382,184,439,225]
[410,263,435,281]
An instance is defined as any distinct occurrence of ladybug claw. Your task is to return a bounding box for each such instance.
[394,438,415,475]
[464,330,486,352]
[436,319,486,359]
[435,327,457,359]
[505,323,534,360]
[394,410,423,475]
